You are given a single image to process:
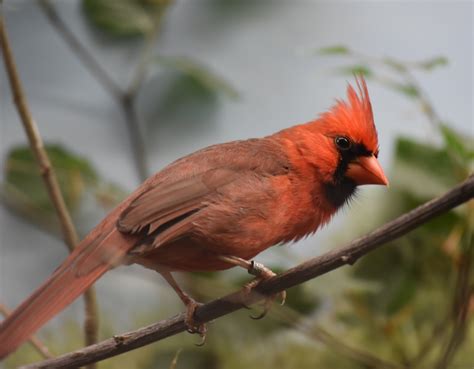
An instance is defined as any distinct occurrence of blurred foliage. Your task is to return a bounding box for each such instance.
[80,0,237,175]
[82,0,172,38]
[1,144,127,237]
[154,55,239,99]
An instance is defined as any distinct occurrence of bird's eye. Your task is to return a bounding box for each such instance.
[335,136,351,151]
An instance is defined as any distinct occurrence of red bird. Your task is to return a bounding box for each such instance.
[0,77,388,358]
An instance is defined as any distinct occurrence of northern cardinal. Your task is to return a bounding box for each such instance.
[0,77,388,358]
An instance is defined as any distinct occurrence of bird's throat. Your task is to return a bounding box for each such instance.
[323,178,357,209]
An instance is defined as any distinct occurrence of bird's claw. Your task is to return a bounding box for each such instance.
[184,299,207,346]
[249,289,286,319]
[243,266,286,319]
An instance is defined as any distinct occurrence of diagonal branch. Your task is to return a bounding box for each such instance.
[0,10,78,252]
[20,175,474,369]
[0,11,99,368]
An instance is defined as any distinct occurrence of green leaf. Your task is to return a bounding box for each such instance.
[82,0,171,38]
[335,64,372,78]
[154,55,239,99]
[395,137,453,180]
[2,144,125,235]
[419,56,448,70]
[382,58,407,73]
[318,45,351,55]
[392,137,458,198]
[389,83,420,98]
[386,270,418,314]
[4,145,97,211]
[439,123,472,161]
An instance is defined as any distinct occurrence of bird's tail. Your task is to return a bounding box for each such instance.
[0,227,132,359]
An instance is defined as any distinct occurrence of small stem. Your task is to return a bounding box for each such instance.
[435,242,473,369]
[268,304,403,369]
[0,304,54,360]
[122,94,149,181]
[351,50,444,129]
[0,6,78,251]
[0,11,99,369]
[408,313,451,367]
[38,0,122,101]
[402,68,443,128]
[38,0,150,181]
[122,19,165,181]
[127,20,161,97]
[83,288,99,349]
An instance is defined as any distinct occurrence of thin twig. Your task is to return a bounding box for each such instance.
[20,175,474,369]
[435,241,473,369]
[126,20,161,97]
[400,67,443,129]
[0,13,78,252]
[0,305,53,360]
[270,305,403,369]
[121,94,149,181]
[37,0,150,181]
[0,11,99,369]
[167,349,182,369]
[408,313,451,367]
[351,50,443,129]
[118,19,163,181]
[38,0,122,100]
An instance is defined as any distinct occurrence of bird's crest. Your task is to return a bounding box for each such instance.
[321,76,379,152]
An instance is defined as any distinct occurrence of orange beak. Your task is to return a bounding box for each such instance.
[346,155,389,186]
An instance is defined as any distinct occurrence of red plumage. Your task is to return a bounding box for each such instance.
[0,77,387,359]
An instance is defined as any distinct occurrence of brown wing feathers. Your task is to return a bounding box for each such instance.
[117,168,241,238]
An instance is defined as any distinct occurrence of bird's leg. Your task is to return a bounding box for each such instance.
[217,255,286,319]
[159,270,207,344]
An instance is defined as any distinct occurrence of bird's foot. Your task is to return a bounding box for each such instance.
[183,298,207,346]
[244,261,286,319]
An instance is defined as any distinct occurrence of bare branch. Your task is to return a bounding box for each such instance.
[126,20,161,97]
[20,175,474,369]
[120,94,149,182]
[0,11,78,252]
[0,11,99,368]
[37,0,150,181]
[0,305,53,360]
[37,0,122,100]
[435,243,473,369]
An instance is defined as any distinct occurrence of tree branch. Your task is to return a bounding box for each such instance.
[120,93,149,182]
[0,10,78,252]
[37,0,150,181]
[435,242,473,369]
[20,175,474,369]
[37,0,122,101]
[0,11,99,368]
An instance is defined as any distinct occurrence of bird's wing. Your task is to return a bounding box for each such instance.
[117,139,290,253]
[117,168,239,244]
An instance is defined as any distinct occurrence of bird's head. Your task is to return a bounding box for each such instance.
[291,77,388,207]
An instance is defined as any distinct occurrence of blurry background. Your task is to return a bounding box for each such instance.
[0,1,472,368]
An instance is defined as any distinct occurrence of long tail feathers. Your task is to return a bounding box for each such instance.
[0,228,132,359]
